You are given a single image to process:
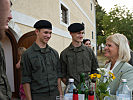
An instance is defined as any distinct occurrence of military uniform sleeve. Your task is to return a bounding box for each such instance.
[90,49,99,73]
[20,52,32,84]
[60,51,67,78]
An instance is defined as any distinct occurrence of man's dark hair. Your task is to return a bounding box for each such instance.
[83,39,91,44]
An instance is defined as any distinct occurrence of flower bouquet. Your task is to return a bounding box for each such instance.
[89,68,115,100]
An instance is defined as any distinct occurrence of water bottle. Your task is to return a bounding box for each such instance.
[116,79,132,100]
[64,78,76,100]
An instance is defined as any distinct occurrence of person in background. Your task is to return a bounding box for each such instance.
[0,1,13,100]
[83,39,91,48]
[128,50,133,66]
[16,47,26,69]
[128,41,133,66]
[21,20,62,100]
[60,23,99,86]
[104,33,133,95]
[16,47,26,100]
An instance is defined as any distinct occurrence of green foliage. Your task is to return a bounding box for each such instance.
[96,5,106,36]
[96,69,115,100]
[96,4,133,49]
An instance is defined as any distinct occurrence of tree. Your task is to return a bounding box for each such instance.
[96,4,133,49]
[96,4,106,36]
[103,5,133,49]
[96,4,106,52]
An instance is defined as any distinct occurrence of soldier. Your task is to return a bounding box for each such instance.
[60,23,99,86]
[0,1,12,100]
[21,20,62,100]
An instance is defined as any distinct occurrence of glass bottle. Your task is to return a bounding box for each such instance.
[88,90,94,100]
[73,89,78,100]
[116,79,131,100]
[89,78,97,100]
[77,73,88,100]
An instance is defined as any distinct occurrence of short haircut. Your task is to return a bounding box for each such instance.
[106,33,130,62]
[83,39,91,44]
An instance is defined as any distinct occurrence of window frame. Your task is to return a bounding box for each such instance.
[92,31,94,39]
[59,0,70,27]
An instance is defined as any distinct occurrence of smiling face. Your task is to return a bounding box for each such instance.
[35,28,52,45]
[70,30,84,43]
[104,40,119,60]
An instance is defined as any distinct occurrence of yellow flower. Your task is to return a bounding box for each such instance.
[97,74,101,78]
[89,73,101,79]
[112,73,116,80]
[89,74,95,79]
[109,71,116,80]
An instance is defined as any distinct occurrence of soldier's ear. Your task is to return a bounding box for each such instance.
[70,32,73,35]
[35,29,39,35]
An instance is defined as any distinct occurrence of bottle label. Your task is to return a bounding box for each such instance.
[116,94,130,100]
[64,93,73,100]
[78,94,85,100]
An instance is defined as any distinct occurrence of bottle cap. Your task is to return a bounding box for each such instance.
[122,79,127,82]
[88,90,94,96]
[73,89,78,94]
[69,78,74,82]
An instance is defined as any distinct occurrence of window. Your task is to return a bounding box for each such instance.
[61,4,69,24]
[92,31,94,39]
[91,3,92,11]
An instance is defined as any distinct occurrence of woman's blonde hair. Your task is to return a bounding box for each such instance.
[106,33,130,62]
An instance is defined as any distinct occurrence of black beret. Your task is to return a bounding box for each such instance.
[34,20,52,29]
[68,23,84,32]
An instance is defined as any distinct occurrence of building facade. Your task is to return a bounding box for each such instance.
[3,0,97,97]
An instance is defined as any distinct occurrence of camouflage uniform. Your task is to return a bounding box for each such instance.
[21,42,62,100]
[60,43,99,86]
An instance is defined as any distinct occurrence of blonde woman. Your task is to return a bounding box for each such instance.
[16,47,26,100]
[16,47,26,69]
[104,33,133,95]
